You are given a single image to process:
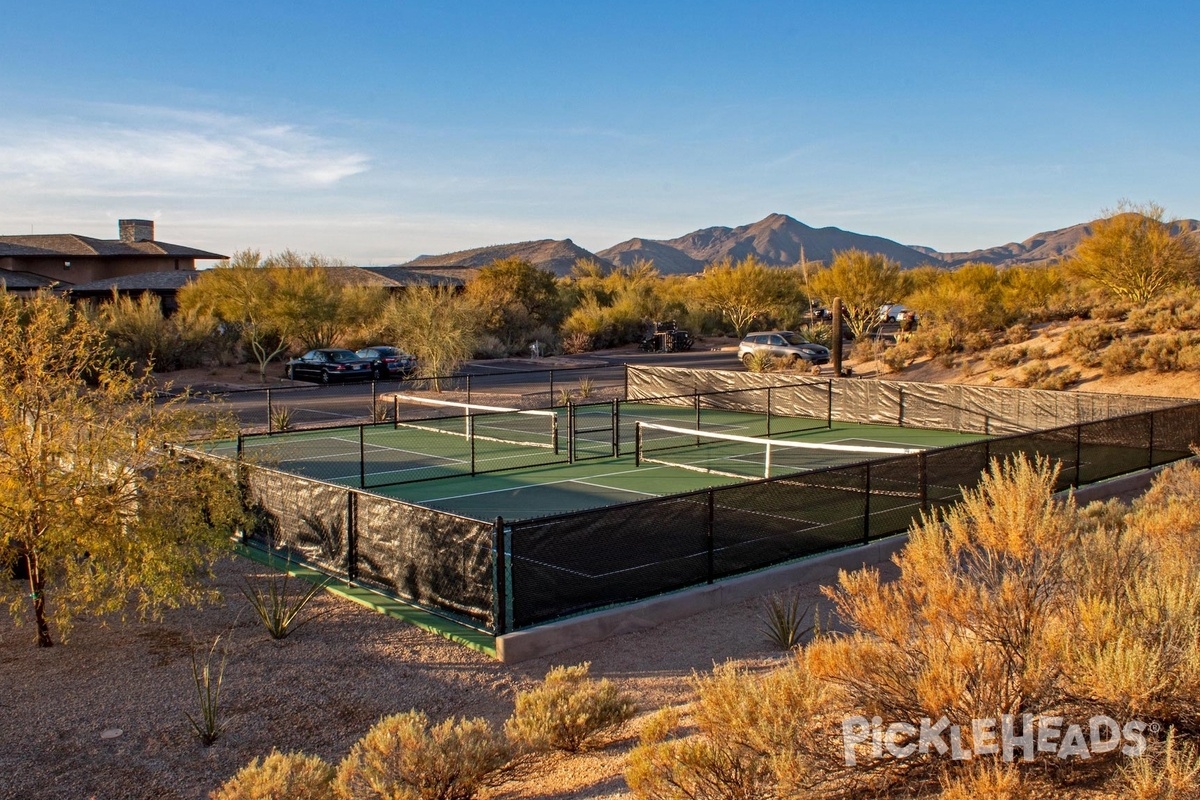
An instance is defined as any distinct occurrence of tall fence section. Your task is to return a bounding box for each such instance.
[219,365,1200,637]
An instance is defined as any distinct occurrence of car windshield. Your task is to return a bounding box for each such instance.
[327,350,360,362]
[371,347,398,356]
[780,332,811,345]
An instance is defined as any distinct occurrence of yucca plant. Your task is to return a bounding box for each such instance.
[760,592,816,650]
[270,404,294,433]
[187,634,228,746]
[242,563,328,640]
[556,387,573,407]
[577,376,595,399]
[744,351,776,373]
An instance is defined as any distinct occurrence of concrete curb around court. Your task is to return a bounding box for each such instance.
[494,462,1186,663]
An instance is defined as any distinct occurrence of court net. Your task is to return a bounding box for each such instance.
[634,421,921,480]
[390,394,560,454]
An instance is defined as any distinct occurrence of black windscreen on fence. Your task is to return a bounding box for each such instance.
[201,364,1200,638]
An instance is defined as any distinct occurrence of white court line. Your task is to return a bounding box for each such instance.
[570,479,659,497]
[419,464,677,503]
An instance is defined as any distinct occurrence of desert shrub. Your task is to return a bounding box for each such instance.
[759,592,816,650]
[985,345,1026,368]
[935,352,957,369]
[334,711,511,800]
[743,351,778,373]
[880,340,921,373]
[912,323,959,357]
[795,323,832,347]
[97,292,220,372]
[1014,361,1080,390]
[1061,322,1117,366]
[1102,339,1142,375]
[212,750,335,800]
[850,338,879,363]
[1091,301,1132,322]
[1121,730,1200,800]
[938,760,1041,800]
[1179,345,1200,371]
[1003,322,1031,344]
[1140,333,1200,372]
[506,662,636,752]
[560,331,594,354]
[626,660,843,800]
[471,334,510,359]
[961,329,994,353]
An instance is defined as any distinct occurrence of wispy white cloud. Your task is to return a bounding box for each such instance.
[0,105,369,192]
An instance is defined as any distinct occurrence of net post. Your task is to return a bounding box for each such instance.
[614,400,624,455]
[862,463,872,545]
[493,517,507,636]
[764,441,772,479]
[346,490,358,583]
[266,387,273,434]
[359,424,366,488]
[827,379,833,428]
[393,395,399,429]
[470,414,477,476]
[766,386,773,437]
[634,422,643,467]
[706,490,715,585]
[918,451,928,514]
[694,390,701,447]
[565,402,573,461]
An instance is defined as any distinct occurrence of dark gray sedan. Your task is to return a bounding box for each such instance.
[285,349,373,384]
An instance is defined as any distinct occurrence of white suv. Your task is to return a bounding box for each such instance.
[738,331,830,367]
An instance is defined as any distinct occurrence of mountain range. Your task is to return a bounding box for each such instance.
[396,213,1200,277]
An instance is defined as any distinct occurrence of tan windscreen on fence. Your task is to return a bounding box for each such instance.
[625,366,1187,434]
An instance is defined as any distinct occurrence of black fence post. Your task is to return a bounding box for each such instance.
[707,490,715,584]
[898,386,905,428]
[863,463,872,544]
[493,516,508,636]
[371,381,377,421]
[1074,423,1083,488]
[918,452,928,514]
[634,422,643,467]
[470,418,478,476]
[359,424,366,488]
[549,370,555,405]
[1148,412,1156,469]
[266,387,273,434]
[346,491,358,583]
[236,432,244,460]
[827,379,834,428]
[623,363,629,401]
[766,386,773,437]
[466,373,472,404]
[393,395,399,429]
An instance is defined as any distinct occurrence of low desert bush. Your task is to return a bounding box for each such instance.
[985,345,1026,368]
[1060,321,1117,367]
[506,662,636,752]
[938,760,1041,800]
[1014,360,1079,390]
[472,334,510,359]
[560,331,594,354]
[1120,729,1200,800]
[334,711,511,800]
[879,339,920,373]
[1003,322,1031,344]
[850,338,880,363]
[961,329,994,353]
[211,750,334,800]
[1140,333,1200,372]
[1102,339,1142,376]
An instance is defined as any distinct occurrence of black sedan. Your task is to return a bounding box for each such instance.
[285,349,373,384]
[355,346,418,379]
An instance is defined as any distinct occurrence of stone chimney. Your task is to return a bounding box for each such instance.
[119,219,155,242]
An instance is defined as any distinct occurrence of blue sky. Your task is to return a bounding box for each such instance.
[1,1,1195,264]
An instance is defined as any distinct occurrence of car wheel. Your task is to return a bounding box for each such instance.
[372,366,382,380]
[740,353,754,367]
[321,370,331,385]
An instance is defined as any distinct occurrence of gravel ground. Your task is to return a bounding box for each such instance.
[1,555,815,800]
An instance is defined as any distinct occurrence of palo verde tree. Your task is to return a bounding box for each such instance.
[464,258,565,352]
[0,292,244,647]
[809,249,905,339]
[177,249,290,381]
[694,255,801,337]
[382,285,481,391]
[1069,202,1200,304]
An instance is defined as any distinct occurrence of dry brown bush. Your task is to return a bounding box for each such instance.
[211,750,335,800]
[506,662,636,753]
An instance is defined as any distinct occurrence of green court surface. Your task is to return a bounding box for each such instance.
[198,401,984,521]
